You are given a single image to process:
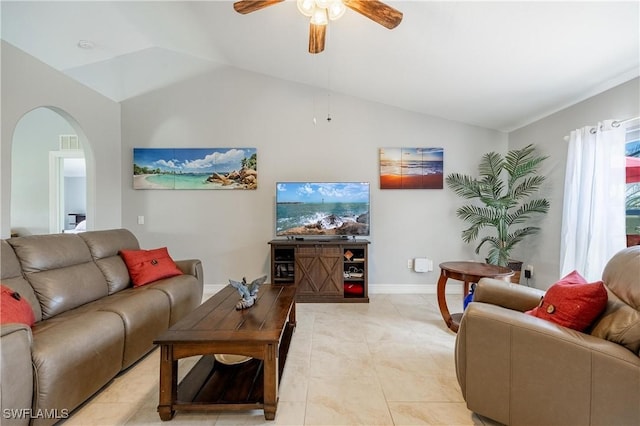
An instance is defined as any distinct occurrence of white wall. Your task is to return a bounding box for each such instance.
[508,77,640,289]
[1,41,122,238]
[121,67,507,288]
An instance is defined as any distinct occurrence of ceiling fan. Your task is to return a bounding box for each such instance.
[233,0,403,54]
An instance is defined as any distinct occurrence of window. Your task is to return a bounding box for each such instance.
[625,125,640,246]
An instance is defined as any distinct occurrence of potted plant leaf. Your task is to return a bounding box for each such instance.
[445,144,550,282]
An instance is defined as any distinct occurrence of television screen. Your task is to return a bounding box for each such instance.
[276,182,370,237]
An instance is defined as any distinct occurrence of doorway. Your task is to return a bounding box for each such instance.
[11,107,89,236]
[49,150,87,233]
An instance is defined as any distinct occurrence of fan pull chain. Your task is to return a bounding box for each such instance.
[312,51,319,125]
[326,31,332,122]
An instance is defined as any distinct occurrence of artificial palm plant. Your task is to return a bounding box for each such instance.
[446,144,550,267]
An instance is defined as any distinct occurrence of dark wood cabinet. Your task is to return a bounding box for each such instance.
[269,239,369,303]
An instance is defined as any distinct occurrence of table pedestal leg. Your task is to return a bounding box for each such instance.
[263,343,278,420]
[158,345,176,421]
[437,271,458,332]
[436,262,515,333]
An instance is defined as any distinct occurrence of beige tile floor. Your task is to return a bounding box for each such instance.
[62,293,501,426]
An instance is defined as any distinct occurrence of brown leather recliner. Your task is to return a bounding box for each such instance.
[455,245,640,426]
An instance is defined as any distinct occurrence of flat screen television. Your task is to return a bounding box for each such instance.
[276,182,370,237]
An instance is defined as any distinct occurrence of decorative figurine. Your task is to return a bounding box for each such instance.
[229,275,267,310]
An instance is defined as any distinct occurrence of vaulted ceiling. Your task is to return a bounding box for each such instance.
[2,1,638,131]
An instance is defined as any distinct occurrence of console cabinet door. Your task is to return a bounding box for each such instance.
[295,245,343,297]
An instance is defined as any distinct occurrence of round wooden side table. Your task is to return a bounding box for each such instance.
[437,261,514,332]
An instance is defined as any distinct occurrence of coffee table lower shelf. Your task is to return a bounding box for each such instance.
[170,322,294,417]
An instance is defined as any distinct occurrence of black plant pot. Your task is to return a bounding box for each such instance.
[485,259,523,284]
[507,260,523,284]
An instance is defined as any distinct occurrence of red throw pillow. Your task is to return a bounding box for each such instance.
[525,270,608,332]
[1,284,35,327]
[119,247,183,287]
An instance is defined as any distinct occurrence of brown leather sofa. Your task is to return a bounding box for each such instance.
[455,245,640,426]
[0,229,203,426]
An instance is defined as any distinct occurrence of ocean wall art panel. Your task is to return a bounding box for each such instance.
[133,148,257,190]
[379,147,444,189]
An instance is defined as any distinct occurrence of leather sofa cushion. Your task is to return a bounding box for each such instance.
[8,234,92,272]
[1,240,42,321]
[1,324,33,426]
[95,288,171,368]
[31,311,124,423]
[602,245,640,309]
[22,262,109,320]
[8,234,109,319]
[145,274,202,325]
[79,229,140,259]
[591,288,640,354]
[79,229,140,293]
[1,240,24,278]
[93,255,131,294]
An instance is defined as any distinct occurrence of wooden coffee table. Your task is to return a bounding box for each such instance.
[437,261,513,332]
[154,284,296,421]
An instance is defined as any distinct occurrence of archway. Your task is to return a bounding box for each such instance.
[10,106,94,236]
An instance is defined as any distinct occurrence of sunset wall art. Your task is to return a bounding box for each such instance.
[379,147,444,189]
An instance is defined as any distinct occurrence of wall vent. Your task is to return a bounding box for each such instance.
[59,134,80,150]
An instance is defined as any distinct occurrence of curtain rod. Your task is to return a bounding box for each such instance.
[612,116,640,127]
[563,116,640,140]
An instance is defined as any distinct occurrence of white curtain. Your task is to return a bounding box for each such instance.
[560,120,626,281]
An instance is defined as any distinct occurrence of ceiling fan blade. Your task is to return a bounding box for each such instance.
[343,0,403,29]
[309,23,326,54]
[233,0,284,15]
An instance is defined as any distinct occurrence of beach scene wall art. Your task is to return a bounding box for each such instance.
[133,148,257,190]
[379,147,444,189]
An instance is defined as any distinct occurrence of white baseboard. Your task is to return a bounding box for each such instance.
[204,283,464,296]
[369,283,463,294]
[204,284,226,295]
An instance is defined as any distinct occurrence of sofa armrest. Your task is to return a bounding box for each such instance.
[1,324,33,426]
[175,259,203,285]
[456,302,640,425]
[474,277,544,312]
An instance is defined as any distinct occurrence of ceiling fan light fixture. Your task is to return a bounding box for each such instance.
[310,7,328,25]
[327,0,346,20]
[234,0,402,54]
[297,0,315,17]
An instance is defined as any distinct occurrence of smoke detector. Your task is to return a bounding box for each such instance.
[77,40,94,49]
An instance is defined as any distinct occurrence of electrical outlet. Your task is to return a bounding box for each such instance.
[137,215,145,225]
[525,264,534,279]
[407,259,413,269]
